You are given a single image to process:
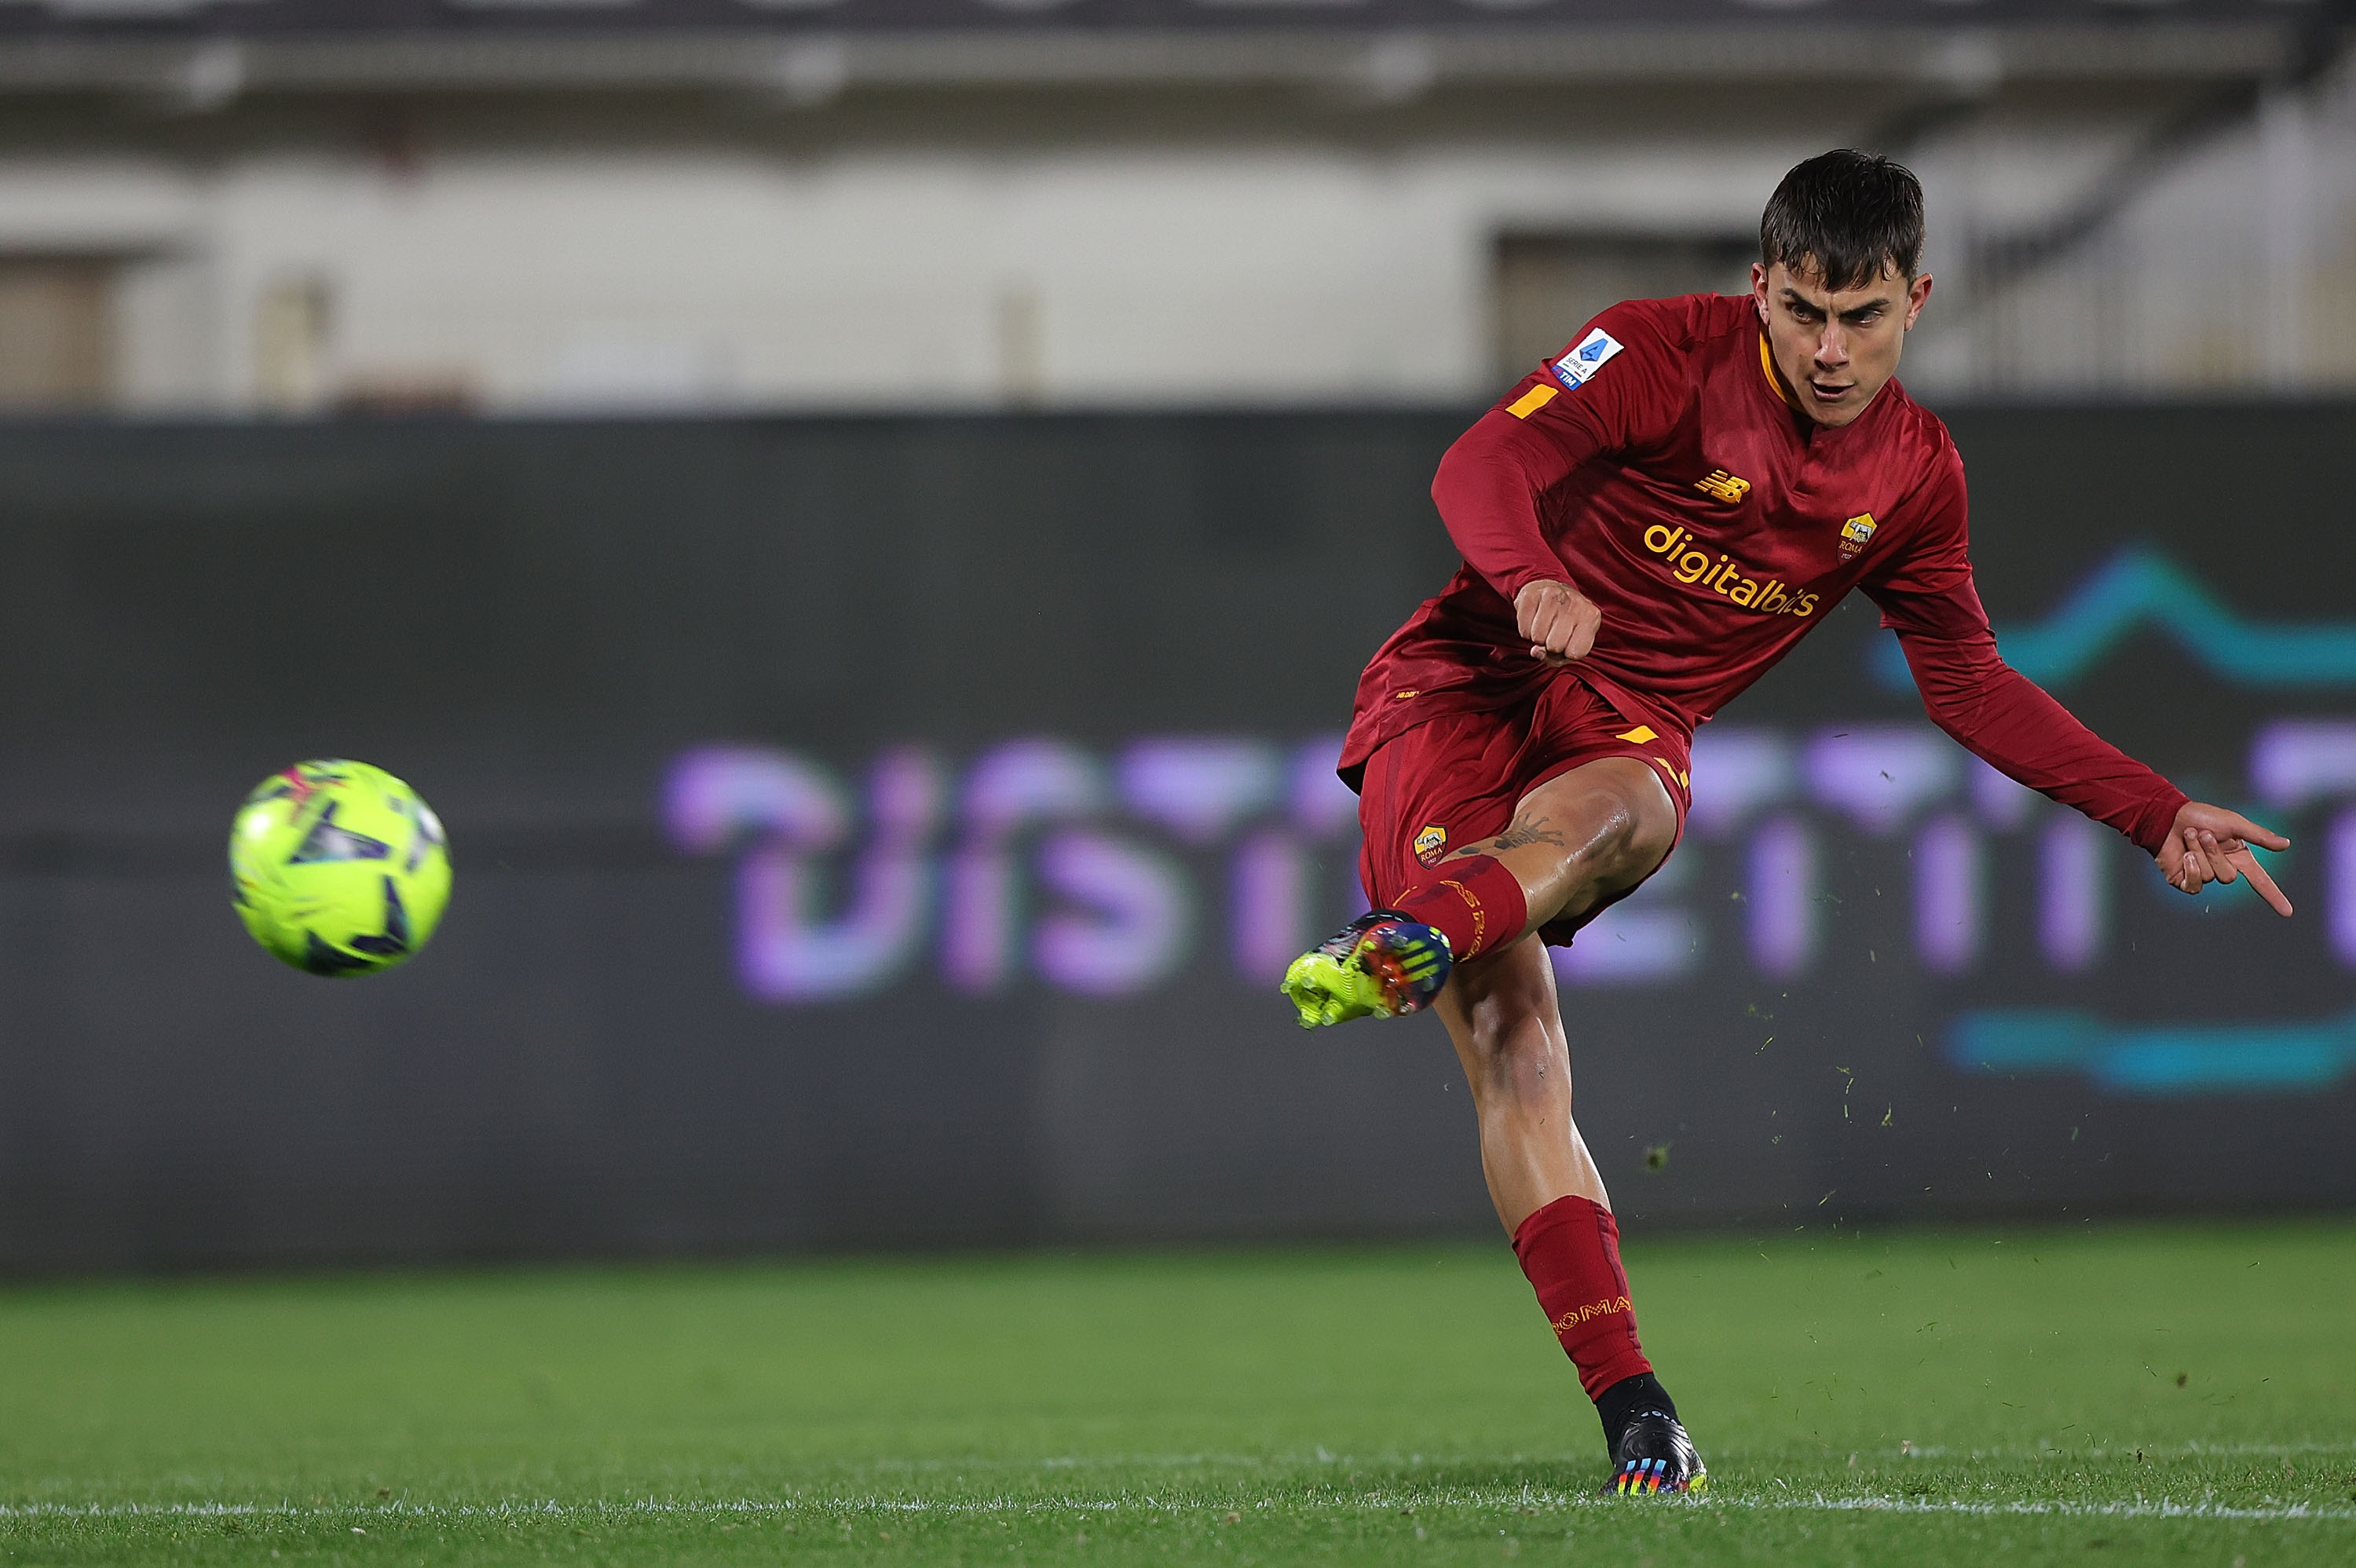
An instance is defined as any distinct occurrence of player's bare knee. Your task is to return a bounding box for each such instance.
[1612,780,1679,880]
[1576,789,1661,886]
[1504,761,1676,891]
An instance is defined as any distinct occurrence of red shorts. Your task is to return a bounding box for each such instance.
[1356,675,1692,948]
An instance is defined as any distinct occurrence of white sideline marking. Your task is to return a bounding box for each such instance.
[1767,1496,2356,1522]
[849,1441,2356,1471]
[2,1493,2351,1525]
[1860,1441,2356,1462]
[907,1440,2356,1467]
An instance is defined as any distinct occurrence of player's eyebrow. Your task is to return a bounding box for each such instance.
[1779,287,1893,322]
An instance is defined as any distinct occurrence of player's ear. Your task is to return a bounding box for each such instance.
[1903,271,1933,330]
[1751,261,1770,323]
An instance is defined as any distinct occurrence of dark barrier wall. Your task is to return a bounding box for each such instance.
[2,405,2352,1270]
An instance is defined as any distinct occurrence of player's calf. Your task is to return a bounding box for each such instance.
[1516,1195,1705,1494]
[1429,945,1699,1489]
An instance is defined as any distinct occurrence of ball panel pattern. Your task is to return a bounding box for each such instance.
[229,760,451,978]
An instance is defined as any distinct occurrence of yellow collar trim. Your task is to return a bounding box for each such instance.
[1758,330,1804,413]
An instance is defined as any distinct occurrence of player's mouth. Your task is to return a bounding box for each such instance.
[1809,380,1855,403]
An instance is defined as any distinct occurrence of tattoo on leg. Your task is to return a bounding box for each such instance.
[1490,817,1568,853]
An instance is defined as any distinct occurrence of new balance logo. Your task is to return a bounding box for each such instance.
[1694,469,1751,504]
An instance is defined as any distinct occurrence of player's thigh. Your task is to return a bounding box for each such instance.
[1434,933,1570,1098]
[1504,755,1679,902]
[1358,713,1520,908]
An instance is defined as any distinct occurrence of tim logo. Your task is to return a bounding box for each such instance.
[1838,513,1878,559]
[1693,469,1751,505]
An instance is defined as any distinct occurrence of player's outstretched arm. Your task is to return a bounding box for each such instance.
[1863,466,2294,923]
[1875,587,2296,919]
[2153,801,2293,916]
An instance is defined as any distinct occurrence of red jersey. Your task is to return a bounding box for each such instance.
[1342,292,2186,854]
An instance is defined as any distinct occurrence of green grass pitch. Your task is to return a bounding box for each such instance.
[2,1219,2351,1565]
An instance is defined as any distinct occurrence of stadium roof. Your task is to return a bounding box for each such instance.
[0,1,2324,35]
[0,0,2332,98]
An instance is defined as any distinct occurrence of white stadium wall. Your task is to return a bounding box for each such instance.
[0,58,2349,415]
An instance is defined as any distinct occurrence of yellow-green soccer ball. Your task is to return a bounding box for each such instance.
[229,760,452,976]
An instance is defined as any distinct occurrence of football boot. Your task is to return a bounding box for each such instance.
[1279,911,1452,1028]
[1601,1409,1707,1497]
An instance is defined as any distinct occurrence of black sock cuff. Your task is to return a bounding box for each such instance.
[1595,1371,1677,1454]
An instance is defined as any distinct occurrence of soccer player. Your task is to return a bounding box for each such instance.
[1279,150,2294,1497]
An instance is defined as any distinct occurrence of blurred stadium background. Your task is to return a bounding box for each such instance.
[0,0,2354,1276]
[0,1,2352,415]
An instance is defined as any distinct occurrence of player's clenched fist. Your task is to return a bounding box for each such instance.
[1515,579,1601,664]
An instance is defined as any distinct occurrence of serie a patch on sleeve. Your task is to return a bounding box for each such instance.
[1550,327,1624,393]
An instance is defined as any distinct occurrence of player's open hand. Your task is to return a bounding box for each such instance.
[2154,802,2292,916]
[1515,579,1601,664]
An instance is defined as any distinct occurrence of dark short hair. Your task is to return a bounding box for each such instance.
[1760,150,1925,291]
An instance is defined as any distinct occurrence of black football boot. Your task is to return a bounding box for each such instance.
[1600,1409,1707,1496]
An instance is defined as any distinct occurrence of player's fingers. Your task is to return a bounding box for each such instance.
[1521,586,1593,660]
[1516,589,1559,646]
[2186,830,2222,889]
[2230,846,2296,917]
[2195,807,2288,852]
[2169,830,2212,894]
[2162,833,2192,892]
[2197,829,2238,883]
[1564,604,1599,660]
[1534,598,1576,654]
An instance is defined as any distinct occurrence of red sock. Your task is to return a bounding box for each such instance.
[1386,854,1527,963]
[1512,1194,1653,1399]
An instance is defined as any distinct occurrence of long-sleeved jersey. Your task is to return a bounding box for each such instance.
[1340,291,2185,853]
